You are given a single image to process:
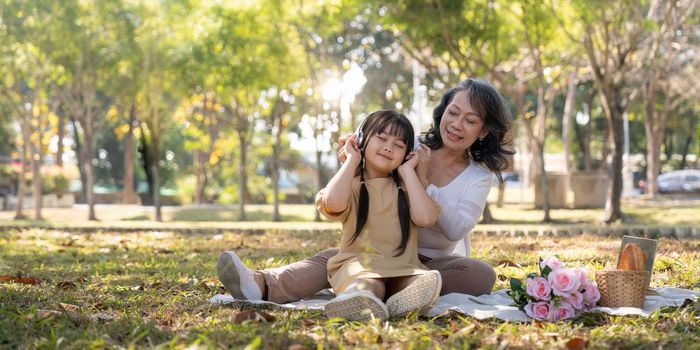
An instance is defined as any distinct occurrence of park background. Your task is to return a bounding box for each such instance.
[1,0,698,226]
[1,1,699,349]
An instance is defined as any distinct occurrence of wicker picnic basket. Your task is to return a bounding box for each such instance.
[596,270,650,308]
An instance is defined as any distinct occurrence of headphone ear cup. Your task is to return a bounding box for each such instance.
[357,131,364,150]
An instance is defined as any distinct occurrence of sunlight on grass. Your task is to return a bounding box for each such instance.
[0,228,698,348]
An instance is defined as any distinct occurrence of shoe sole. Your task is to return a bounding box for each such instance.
[324,293,388,321]
[386,271,442,317]
[217,252,247,300]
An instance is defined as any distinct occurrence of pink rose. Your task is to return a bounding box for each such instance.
[563,291,584,310]
[575,268,589,283]
[549,301,576,321]
[581,280,601,307]
[540,256,564,271]
[526,277,552,301]
[524,301,551,321]
[548,268,581,297]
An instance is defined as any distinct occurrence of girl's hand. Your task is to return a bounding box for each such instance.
[337,132,354,163]
[343,133,361,165]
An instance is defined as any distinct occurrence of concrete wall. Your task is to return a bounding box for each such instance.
[534,172,608,209]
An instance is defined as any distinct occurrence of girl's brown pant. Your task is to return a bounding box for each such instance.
[260,248,496,304]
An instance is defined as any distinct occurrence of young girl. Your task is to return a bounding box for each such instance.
[316,110,442,321]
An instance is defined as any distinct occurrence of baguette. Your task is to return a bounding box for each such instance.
[617,243,647,271]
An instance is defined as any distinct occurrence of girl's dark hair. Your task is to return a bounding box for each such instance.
[422,78,515,182]
[350,110,414,257]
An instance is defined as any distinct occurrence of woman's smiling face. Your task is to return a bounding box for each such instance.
[439,90,488,153]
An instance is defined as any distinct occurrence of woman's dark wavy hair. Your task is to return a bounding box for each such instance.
[349,110,414,257]
[422,78,515,182]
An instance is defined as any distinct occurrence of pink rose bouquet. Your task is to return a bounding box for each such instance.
[508,256,600,321]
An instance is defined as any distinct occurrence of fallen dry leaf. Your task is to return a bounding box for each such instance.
[153,248,174,255]
[59,303,82,319]
[565,337,588,350]
[57,281,77,290]
[0,275,40,285]
[234,310,276,323]
[288,345,310,350]
[454,324,476,337]
[497,259,522,268]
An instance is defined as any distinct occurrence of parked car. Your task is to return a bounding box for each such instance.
[657,169,700,193]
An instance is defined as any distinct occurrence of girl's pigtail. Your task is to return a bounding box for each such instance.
[349,158,369,245]
[392,171,410,257]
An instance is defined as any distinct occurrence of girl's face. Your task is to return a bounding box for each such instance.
[439,90,489,153]
[363,128,408,177]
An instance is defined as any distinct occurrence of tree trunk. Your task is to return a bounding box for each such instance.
[56,109,65,167]
[583,111,592,172]
[315,143,322,222]
[84,114,97,221]
[644,72,659,198]
[599,126,612,171]
[139,130,154,205]
[537,141,551,222]
[562,72,577,208]
[600,90,626,223]
[194,149,205,204]
[152,163,162,222]
[238,132,248,221]
[663,129,674,161]
[14,140,27,220]
[122,104,138,204]
[272,120,281,222]
[496,181,505,208]
[71,117,87,203]
[679,132,693,170]
[84,148,97,221]
[481,203,493,224]
[31,148,42,220]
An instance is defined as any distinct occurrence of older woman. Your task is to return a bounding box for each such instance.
[217,78,514,303]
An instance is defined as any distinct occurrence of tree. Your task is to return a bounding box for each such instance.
[50,0,129,220]
[639,0,698,197]
[553,0,663,222]
[134,2,182,222]
[0,0,61,220]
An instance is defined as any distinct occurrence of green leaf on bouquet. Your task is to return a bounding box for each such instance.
[541,265,552,278]
[527,272,538,279]
[510,277,524,292]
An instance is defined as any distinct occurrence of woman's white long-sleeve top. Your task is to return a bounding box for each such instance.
[417,162,494,259]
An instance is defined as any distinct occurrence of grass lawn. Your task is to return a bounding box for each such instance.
[1,228,699,349]
[3,199,700,229]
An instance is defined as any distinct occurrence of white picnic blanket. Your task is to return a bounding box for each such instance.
[209,288,699,321]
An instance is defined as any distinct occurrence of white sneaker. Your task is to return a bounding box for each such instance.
[217,251,263,300]
[386,271,442,317]
[324,290,389,321]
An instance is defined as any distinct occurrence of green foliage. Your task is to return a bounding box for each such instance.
[1,0,698,216]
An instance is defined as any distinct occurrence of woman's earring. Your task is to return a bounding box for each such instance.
[473,137,484,161]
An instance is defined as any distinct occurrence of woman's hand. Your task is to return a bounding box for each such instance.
[414,145,431,188]
[399,145,431,182]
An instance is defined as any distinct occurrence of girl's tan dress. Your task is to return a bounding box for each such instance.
[316,176,440,294]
